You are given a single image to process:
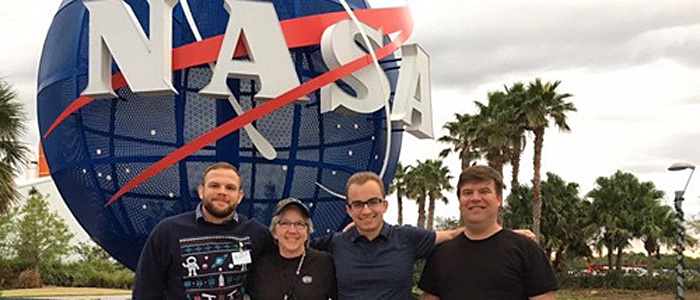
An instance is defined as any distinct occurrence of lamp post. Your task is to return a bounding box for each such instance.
[668,162,695,300]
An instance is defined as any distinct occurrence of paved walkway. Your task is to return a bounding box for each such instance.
[33,296,130,300]
[0,287,131,300]
[1,296,129,300]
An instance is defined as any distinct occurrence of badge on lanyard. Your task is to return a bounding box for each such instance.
[232,242,252,266]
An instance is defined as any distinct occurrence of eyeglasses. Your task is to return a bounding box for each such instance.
[277,220,308,230]
[347,197,384,211]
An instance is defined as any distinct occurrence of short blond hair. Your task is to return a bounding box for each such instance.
[345,171,385,201]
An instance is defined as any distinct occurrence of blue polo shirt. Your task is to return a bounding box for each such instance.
[312,222,436,300]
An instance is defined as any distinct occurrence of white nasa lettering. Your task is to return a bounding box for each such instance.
[82,0,177,98]
[391,44,433,139]
[199,0,305,102]
[82,0,434,140]
[319,19,390,114]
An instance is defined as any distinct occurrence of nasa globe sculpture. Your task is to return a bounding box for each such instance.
[37,0,433,270]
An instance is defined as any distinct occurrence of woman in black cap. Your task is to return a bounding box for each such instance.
[246,198,336,300]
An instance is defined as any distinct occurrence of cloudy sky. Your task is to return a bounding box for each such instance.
[1,0,700,237]
[376,0,700,227]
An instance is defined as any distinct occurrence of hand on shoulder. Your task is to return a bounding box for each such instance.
[512,229,538,243]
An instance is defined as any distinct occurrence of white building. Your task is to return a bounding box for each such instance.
[14,150,91,246]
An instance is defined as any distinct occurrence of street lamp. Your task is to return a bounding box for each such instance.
[668,162,695,300]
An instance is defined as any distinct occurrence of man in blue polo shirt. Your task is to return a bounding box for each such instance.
[313,171,461,300]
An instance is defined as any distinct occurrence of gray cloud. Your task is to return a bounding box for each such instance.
[650,133,700,164]
[585,113,664,124]
[619,162,670,175]
[412,0,700,91]
[678,95,700,106]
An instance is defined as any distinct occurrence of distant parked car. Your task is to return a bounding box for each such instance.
[621,266,648,276]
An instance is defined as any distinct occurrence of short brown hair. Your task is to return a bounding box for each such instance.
[200,162,240,185]
[457,165,504,197]
[345,171,385,201]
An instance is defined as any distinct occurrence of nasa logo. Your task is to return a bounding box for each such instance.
[37,0,432,270]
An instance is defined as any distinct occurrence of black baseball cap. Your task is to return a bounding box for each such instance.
[272,197,311,218]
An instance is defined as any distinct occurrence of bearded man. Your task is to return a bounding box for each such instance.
[132,162,273,300]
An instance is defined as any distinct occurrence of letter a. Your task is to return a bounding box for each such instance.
[391,44,433,139]
[200,0,303,101]
[82,0,177,98]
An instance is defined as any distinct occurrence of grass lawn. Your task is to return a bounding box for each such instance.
[558,289,700,300]
[3,287,700,299]
[0,286,130,297]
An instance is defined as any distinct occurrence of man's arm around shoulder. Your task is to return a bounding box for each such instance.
[310,231,338,252]
[435,227,536,245]
[421,292,440,300]
[434,227,463,245]
[530,291,556,300]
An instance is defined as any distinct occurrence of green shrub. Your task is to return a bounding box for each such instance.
[556,271,700,291]
[67,261,133,289]
[0,263,13,288]
[17,268,41,288]
[0,259,134,289]
[39,261,76,287]
[40,260,134,289]
[412,259,426,300]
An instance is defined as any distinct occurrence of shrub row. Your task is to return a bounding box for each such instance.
[0,260,133,290]
[5,260,699,292]
[557,271,700,291]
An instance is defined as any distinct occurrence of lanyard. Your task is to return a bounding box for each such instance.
[283,250,306,300]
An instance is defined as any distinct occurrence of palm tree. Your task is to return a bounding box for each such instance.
[0,80,29,214]
[388,162,407,225]
[503,82,528,189]
[438,113,481,172]
[441,88,526,191]
[539,173,595,270]
[472,91,524,178]
[521,79,576,239]
[404,162,428,228]
[472,97,507,176]
[588,171,668,270]
[502,184,532,229]
[588,171,633,270]
[404,160,453,230]
[423,159,453,230]
[503,173,594,271]
[639,204,674,259]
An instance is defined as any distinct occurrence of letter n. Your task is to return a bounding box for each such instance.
[199,0,303,101]
[82,0,177,98]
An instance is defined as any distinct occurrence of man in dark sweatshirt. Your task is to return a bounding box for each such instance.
[132,162,272,300]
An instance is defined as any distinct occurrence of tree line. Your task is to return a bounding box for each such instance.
[390,78,687,272]
[504,171,686,272]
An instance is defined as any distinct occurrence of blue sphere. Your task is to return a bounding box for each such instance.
[37,0,402,269]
